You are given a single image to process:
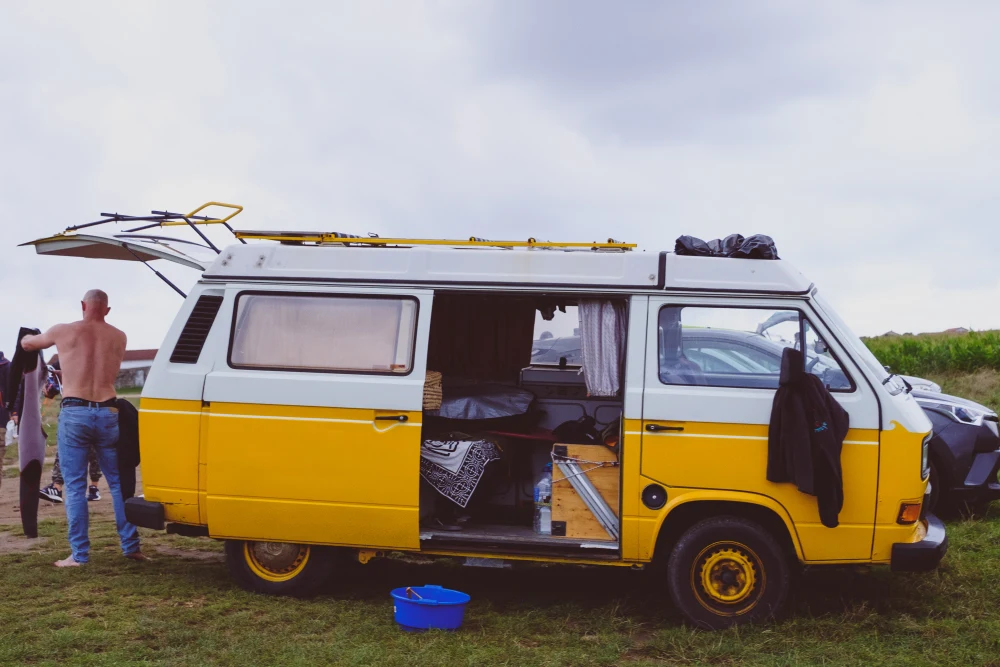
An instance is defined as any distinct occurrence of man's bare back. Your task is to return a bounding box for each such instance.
[22,290,126,403]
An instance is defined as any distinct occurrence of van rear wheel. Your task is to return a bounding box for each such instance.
[666,516,790,629]
[225,540,333,596]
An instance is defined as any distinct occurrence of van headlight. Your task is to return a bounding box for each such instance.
[921,434,931,480]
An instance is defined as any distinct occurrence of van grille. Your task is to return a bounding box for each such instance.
[169,295,224,364]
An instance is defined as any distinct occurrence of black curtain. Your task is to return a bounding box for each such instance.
[427,296,535,382]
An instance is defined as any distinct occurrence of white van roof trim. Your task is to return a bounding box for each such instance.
[203,244,813,294]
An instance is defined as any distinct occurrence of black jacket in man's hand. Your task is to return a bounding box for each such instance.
[5,327,41,411]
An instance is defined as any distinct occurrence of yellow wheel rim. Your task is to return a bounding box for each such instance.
[690,541,764,616]
[244,542,310,583]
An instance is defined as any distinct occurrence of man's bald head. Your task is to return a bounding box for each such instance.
[81,289,111,320]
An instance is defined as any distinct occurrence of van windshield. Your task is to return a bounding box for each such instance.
[812,291,905,396]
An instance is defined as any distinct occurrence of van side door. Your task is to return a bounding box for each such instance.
[641,296,880,561]
[202,286,431,550]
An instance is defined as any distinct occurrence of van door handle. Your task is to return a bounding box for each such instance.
[646,424,684,432]
[375,415,409,422]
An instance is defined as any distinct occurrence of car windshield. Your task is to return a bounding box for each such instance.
[812,291,904,395]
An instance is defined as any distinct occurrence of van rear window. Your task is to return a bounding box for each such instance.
[228,293,418,375]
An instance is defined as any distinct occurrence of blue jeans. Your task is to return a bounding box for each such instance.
[58,406,140,563]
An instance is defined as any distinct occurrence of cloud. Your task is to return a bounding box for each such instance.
[1,0,999,357]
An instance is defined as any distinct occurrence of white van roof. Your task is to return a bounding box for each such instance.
[203,243,813,295]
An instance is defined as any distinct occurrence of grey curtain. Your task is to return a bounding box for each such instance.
[578,300,627,397]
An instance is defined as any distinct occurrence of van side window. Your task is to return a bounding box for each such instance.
[657,306,852,391]
[229,293,418,374]
[531,305,580,365]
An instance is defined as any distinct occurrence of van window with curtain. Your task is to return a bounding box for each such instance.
[230,293,418,373]
[531,305,580,365]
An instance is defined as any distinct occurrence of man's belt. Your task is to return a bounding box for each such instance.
[61,397,118,409]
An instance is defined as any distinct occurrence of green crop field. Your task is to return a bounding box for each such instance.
[864,330,1000,378]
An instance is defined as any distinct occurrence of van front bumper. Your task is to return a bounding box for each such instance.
[125,497,165,530]
[890,514,948,572]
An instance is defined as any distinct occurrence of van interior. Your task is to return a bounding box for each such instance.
[418,292,627,559]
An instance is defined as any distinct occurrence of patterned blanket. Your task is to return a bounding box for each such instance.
[420,438,501,508]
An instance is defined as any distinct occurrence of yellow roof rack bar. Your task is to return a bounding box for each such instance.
[158,202,244,227]
[233,231,635,250]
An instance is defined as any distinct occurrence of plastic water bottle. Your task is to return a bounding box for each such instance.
[534,463,553,535]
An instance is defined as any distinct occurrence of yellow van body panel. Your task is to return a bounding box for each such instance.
[640,420,881,562]
[138,398,202,523]
[871,422,931,562]
[204,402,423,549]
[620,419,644,560]
[634,484,806,562]
[139,400,927,567]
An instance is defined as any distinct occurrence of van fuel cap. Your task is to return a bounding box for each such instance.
[642,484,667,510]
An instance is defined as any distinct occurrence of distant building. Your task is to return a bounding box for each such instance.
[881,331,900,337]
[51,348,158,389]
[945,327,970,334]
[118,349,158,388]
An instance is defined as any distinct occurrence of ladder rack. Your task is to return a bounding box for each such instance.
[233,230,636,250]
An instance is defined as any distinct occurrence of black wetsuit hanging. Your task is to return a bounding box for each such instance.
[6,328,46,538]
[767,347,849,528]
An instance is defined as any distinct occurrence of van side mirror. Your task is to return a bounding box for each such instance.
[814,340,829,355]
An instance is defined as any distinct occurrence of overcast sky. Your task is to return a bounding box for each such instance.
[2,1,999,354]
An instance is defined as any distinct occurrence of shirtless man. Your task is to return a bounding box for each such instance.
[21,289,146,567]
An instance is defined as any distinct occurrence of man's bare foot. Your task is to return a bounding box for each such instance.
[54,555,83,568]
[124,551,151,562]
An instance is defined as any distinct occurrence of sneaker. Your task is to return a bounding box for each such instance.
[39,484,63,503]
[87,485,101,502]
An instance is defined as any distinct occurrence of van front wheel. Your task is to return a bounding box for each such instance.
[225,540,333,597]
[667,516,790,629]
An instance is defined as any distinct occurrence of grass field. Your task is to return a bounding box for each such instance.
[1,510,999,666]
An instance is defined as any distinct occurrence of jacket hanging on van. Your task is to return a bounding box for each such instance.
[116,398,140,501]
[767,348,849,528]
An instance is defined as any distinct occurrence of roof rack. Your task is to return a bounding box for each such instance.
[65,201,246,253]
[232,230,636,250]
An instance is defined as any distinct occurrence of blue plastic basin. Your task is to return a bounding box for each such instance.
[390,585,471,631]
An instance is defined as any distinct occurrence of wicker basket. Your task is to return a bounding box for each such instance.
[423,370,443,410]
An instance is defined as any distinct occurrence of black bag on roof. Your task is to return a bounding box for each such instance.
[708,233,745,256]
[674,235,714,256]
[732,234,779,260]
[675,233,778,260]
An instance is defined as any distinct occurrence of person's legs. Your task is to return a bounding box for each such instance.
[87,447,102,501]
[91,410,140,557]
[51,452,63,487]
[88,447,102,484]
[57,407,93,564]
[39,452,65,502]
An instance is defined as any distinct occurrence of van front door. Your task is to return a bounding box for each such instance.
[202,287,431,550]
[641,297,880,561]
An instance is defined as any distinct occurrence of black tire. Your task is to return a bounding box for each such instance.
[666,516,790,629]
[225,540,334,597]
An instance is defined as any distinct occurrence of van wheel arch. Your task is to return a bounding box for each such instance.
[652,500,800,565]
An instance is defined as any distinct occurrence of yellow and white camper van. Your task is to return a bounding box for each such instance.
[27,205,945,629]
